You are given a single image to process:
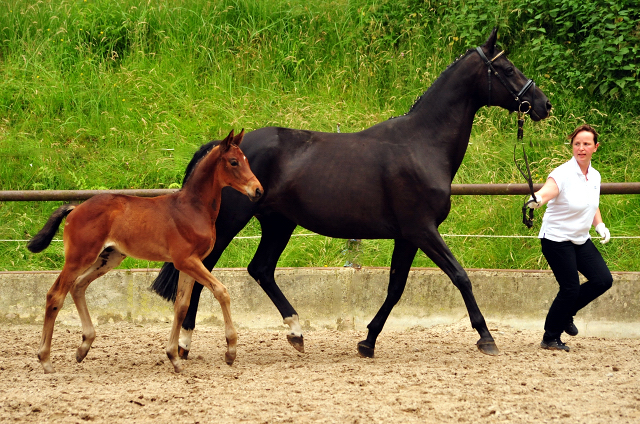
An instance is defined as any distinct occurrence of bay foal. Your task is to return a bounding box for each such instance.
[27,129,262,373]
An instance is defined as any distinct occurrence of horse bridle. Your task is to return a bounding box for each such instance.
[476,46,539,228]
[475,47,538,119]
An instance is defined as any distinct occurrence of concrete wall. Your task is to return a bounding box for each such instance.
[1,267,638,337]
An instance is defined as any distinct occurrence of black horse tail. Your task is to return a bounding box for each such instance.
[27,204,76,253]
[150,139,218,303]
[150,262,181,302]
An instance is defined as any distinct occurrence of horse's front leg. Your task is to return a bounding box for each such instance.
[198,272,237,366]
[166,271,195,373]
[177,260,237,366]
[415,230,499,356]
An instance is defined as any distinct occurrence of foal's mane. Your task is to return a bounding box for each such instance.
[181,141,220,186]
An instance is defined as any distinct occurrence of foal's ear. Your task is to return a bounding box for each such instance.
[232,128,245,147]
[219,129,235,153]
[481,27,499,57]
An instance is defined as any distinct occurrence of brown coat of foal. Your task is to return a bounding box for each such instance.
[27,129,263,374]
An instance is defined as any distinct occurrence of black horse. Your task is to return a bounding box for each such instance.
[152,28,551,358]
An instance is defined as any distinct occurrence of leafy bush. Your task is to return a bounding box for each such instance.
[512,0,640,101]
[1,0,638,271]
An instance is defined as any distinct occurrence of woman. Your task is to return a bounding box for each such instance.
[528,124,613,351]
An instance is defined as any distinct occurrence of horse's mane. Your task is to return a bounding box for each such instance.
[181,48,481,184]
[181,140,219,186]
[395,48,477,118]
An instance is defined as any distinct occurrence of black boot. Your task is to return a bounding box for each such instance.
[564,319,579,337]
[541,337,570,352]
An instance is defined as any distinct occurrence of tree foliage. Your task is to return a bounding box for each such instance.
[512,0,639,100]
[354,0,640,109]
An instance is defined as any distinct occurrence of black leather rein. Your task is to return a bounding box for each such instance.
[475,47,539,228]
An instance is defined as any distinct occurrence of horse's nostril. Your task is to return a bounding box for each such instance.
[255,188,263,198]
[546,101,552,111]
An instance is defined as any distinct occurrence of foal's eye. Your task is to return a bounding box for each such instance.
[229,159,239,167]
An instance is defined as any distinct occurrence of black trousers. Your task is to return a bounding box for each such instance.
[540,238,613,340]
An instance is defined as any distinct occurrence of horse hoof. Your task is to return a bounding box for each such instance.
[76,347,90,363]
[357,341,375,358]
[42,364,56,374]
[173,363,184,373]
[225,351,236,366]
[287,334,305,353]
[477,339,500,356]
[178,346,189,360]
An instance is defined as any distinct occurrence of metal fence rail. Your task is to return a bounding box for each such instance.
[451,183,640,195]
[1,183,640,201]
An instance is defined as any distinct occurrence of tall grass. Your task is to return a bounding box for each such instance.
[1,0,639,272]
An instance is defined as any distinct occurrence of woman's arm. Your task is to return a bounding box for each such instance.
[530,177,559,207]
[592,208,604,227]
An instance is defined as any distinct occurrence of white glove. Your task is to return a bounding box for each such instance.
[527,195,542,209]
[595,223,611,244]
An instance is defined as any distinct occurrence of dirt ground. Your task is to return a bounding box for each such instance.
[1,321,639,424]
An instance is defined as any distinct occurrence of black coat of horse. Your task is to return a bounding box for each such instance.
[152,28,551,358]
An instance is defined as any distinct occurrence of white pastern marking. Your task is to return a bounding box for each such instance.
[283,315,303,337]
[179,329,193,350]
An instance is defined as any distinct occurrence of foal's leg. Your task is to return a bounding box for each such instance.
[38,266,84,373]
[414,228,499,355]
[71,247,126,363]
[178,231,246,359]
[177,197,256,359]
[358,239,418,358]
[166,271,196,373]
[170,260,237,371]
[193,268,238,366]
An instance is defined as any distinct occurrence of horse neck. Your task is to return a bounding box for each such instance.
[405,56,485,176]
[180,146,224,214]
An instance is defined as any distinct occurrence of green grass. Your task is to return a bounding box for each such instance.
[1,0,639,272]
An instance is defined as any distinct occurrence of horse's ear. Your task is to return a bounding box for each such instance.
[481,27,499,56]
[232,128,245,147]
[219,129,235,153]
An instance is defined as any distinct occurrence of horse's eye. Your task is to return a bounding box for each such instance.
[230,159,239,167]
[505,67,514,77]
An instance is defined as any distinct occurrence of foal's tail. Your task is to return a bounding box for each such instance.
[27,204,76,253]
[150,262,180,302]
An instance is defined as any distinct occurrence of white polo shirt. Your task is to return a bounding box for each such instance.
[538,157,600,244]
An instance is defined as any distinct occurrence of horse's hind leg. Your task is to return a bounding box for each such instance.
[165,271,196,373]
[71,247,126,363]
[358,239,418,358]
[39,266,83,373]
[247,215,303,352]
[415,229,499,356]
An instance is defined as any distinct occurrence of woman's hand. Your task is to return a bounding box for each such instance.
[595,223,611,244]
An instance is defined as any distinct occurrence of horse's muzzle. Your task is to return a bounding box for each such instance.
[530,99,552,121]
[248,186,263,202]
